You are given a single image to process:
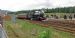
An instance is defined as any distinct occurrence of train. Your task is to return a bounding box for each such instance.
[17,10,46,21]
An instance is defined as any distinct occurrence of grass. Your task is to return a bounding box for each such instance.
[4,19,75,38]
[45,13,75,18]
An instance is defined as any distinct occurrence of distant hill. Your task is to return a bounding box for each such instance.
[0,9,11,15]
[16,6,75,14]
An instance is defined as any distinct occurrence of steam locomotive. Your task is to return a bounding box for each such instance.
[17,10,46,21]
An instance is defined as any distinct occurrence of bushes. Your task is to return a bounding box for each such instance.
[38,29,50,38]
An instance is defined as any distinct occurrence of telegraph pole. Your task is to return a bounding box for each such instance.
[46,0,50,13]
[46,0,50,8]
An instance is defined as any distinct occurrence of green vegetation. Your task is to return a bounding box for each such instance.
[12,6,75,14]
[45,13,66,18]
[45,7,75,13]
[4,19,75,38]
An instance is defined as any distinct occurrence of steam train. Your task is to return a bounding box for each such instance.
[17,10,46,21]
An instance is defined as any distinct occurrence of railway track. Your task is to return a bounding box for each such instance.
[45,20,75,34]
[28,19,75,35]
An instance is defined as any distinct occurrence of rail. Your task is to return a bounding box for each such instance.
[0,24,8,38]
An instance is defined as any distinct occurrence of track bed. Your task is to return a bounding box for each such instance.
[28,19,75,35]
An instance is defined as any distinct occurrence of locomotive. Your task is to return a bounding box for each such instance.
[17,10,46,21]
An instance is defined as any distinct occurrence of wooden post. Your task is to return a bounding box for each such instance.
[0,16,3,27]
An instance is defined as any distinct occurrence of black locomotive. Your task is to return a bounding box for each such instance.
[17,10,46,21]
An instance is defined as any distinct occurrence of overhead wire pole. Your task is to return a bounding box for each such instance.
[45,0,50,13]
[46,0,50,8]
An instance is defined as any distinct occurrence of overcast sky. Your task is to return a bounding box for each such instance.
[0,0,75,11]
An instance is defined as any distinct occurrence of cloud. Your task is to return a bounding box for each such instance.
[0,0,75,11]
[50,0,75,7]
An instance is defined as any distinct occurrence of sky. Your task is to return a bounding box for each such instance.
[0,0,75,11]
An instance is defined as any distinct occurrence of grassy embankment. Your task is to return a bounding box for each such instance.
[4,19,75,38]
